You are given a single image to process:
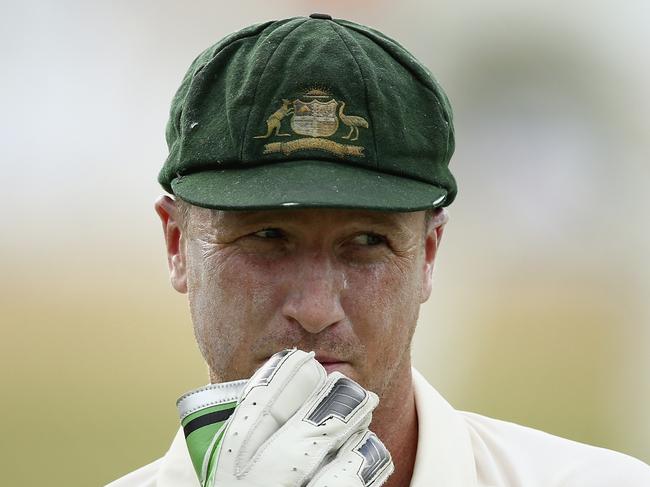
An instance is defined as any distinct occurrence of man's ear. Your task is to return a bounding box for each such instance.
[420,208,449,303]
[154,195,188,294]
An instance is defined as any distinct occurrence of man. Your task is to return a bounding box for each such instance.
[109,14,650,487]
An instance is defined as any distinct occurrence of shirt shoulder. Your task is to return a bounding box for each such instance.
[105,458,163,487]
[460,411,650,487]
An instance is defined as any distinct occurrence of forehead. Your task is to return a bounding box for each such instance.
[185,206,425,231]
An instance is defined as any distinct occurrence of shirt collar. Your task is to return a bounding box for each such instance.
[156,427,199,487]
[157,368,477,486]
[410,367,478,486]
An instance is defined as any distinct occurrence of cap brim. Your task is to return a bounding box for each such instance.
[170,160,447,211]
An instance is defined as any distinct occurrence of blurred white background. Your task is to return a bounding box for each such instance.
[1,1,648,485]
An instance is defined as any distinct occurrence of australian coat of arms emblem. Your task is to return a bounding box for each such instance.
[253,89,369,157]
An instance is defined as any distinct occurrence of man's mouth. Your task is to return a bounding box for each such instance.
[258,351,350,374]
[314,354,348,374]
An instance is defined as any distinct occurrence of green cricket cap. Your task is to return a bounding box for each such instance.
[159,14,457,211]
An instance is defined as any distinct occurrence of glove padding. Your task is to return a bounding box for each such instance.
[177,349,394,487]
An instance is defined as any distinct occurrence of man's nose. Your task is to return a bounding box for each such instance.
[281,253,346,334]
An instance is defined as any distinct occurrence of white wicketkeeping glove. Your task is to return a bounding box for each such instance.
[176,349,394,487]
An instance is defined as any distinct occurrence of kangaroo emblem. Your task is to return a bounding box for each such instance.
[253,99,294,138]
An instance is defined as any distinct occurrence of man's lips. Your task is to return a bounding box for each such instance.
[258,352,349,373]
[314,354,350,374]
[314,354,344,364]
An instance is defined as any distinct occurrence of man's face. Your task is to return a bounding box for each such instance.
[159,201,443,400]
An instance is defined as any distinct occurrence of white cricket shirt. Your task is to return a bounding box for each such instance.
[107,369,650,486]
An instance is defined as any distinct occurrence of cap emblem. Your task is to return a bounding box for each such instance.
[291,99,339,137]
[253,89,368,158]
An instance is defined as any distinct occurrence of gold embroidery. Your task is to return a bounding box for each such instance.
[253,89,369,156]
[304,88,330,98]
[253,99,293,138]
[263,138,364,157]
[338,102,368,141]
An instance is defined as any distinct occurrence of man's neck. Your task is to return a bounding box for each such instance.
[370,367,418,487]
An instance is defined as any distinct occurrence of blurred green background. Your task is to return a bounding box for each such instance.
[1,1,648,485]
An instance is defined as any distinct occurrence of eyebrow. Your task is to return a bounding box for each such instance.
[209,209,418,242]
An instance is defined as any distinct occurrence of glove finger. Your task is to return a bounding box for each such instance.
[308,430,394,487]
[216,349,327,478]
[245,372,379,484]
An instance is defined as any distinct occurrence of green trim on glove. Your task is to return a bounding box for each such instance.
[182,401,237,484]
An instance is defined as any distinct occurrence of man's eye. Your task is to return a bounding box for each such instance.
[350,233,386,246]
[253,228,285,239]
